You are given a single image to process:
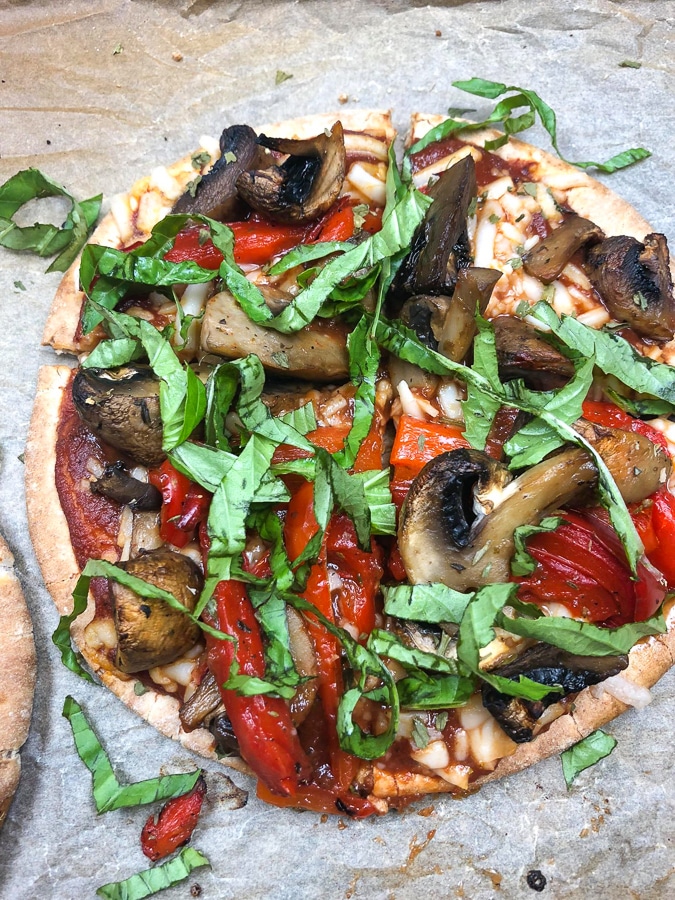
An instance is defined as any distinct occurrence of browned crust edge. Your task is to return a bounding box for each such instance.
[42,110,395,356]
[0,533,36,828]
[24,365,251,780]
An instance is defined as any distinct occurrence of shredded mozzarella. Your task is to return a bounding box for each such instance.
[410,739,450,770]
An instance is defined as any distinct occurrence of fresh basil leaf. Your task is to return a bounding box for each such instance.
[267,240,352,274]
[63,696,201,814]
[561,730,617,787]
[82,337,144,369]
[368,629,463,676]
[604,390,675,419]
[457,583,559,700]
[0,168,101,271]
[333,314,379,469]
[359,469,396,536]
[451,78,650,173]
[52,574,97,683]
[290,449,334,570]
[510,517,564,576]
[322,448,371,548]
[496,608,666,655]
[382,582,473,625]
[222,659,296,700]
[505,356,595,468]
[79,560,230,643]
[394,671,475,710]
[279,402,317,435]
[96,847,210,900]
[530,302,675,403]
[204,363,239,450]
[462,317,503,449]
[206,434,278,558]
[248,584,303,694]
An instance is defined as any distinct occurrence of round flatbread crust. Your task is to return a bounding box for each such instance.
[28,112,675,811]
[0,533,36,828]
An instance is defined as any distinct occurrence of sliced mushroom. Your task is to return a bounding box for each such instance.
[200,290,349,380]
[437,267,502,363]
[390,154,476,305]
[72,364,165,467]
[172,125,263,219]
[236,122,346,224]
[180,671,223,732]
[481,644,628,742]
[111,548,202,674]
[399,430,671,592]
[521,214,604,284]
[492,315,575,390]
[585,233,675,340]
[210,712,240,754]
[400,294,451,350]
[90,461,162,510]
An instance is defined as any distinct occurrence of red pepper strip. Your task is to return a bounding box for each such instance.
[389,465,419,511]
[272,422,383,474]
[642,489,675,587]
[387,542,407,582]
[284,482,359,792]
[148,460,210,548]
[140,775,207,862]
[581,400,669,451]
[305,197,355,243]
[516,510,666,626]
[229,216,309,266]
[163,223,224,270]
[390,415,469,474]
[325,514,383,639]
[206,579,312,797]
[359,207,383,235]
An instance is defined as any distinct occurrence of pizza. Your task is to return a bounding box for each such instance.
[25,105,675,817]
[0,532,36,828]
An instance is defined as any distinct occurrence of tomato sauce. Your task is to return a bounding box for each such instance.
[410,137,536,188]
[54,374,122,616]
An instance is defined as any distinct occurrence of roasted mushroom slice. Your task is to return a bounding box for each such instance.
[180,671,223,732]
[481,644,628,742]
[200,290,349,380]
[585,233,675,341]
[400,294,451,350]
[437,267,502,363]
[390,155,476,305]
[399,431,671,592]
[110,548,203,674]
[493,315,575,390]
[172,125,262,219]
[90,461,162,510]
[521,214,604,284]
[72,364,165,467]
[236,122,346,224]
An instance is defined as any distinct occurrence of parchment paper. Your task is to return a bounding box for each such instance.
[0,1,674,897]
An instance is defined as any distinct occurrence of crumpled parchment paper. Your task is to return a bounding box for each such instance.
[0,1,673,897]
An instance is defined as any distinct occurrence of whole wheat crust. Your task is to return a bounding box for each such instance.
[0,533,36,828]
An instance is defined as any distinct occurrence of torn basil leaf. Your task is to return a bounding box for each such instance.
[96,847,210,900]
[382,582,472,625]
[52,574,97,683]
[0,168,101,272]
[63,696,201,814]
[561,730,617,787]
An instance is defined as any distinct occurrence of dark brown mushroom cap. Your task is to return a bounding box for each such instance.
[585,232,675,341]
[72,364,165,467]
[236,122,346,224]
[521,213,604,284]
[172,125,262,219]
[437,267,502,363]
[492,315,575,391]
[90,461,162,510]
[389,154,477,305]
[400,294,452,350]
[481,644,629,742]
[111,548,203,674]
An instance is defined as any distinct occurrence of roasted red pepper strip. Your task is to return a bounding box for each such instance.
[646,489,675,586]
[163,223,224,269]
[284,482,359,792]
[581,400,668,451]
[206,579,312,797]
[516,510,666,625]
[390,415,469,473]
[325,514,383,639]
[148,460,210,548]
[140,775,207,862]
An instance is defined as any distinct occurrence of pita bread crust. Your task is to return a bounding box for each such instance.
[42,110,394,356]
[0,534,36,828]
